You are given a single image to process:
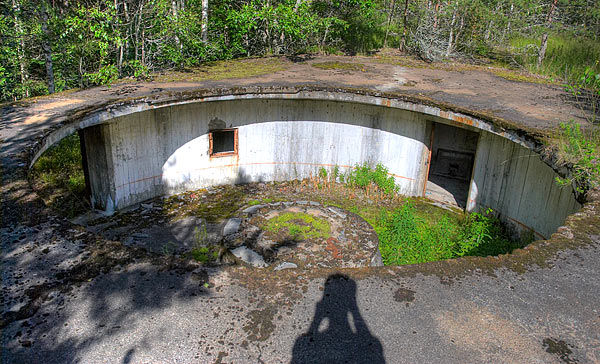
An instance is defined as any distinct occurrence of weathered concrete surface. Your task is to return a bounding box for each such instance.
[2,55,600,363]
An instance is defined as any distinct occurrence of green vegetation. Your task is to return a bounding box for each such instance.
[263,212,331,240]
[509,35,600,86]
[551,121,600,194]
[308,163,526,264]
[187,246,219,262]
[376,202,522,265]
[152,58,288,83]
[311,62,365,71]
[163,186,246,223]
[30,133,88,217]
[346,163,398,196]
[3,0,599,102]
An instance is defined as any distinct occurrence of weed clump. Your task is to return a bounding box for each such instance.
[550,121,600,194]
[376,201,521,265]
[346,163,398,196]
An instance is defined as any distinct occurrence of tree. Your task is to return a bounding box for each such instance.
[537,0,558,68]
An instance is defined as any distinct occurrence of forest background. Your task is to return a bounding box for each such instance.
[1,0,599,102]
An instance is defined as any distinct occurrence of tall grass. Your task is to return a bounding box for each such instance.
[509,34,600,84]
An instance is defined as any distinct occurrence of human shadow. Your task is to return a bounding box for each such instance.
[290,274,385,364]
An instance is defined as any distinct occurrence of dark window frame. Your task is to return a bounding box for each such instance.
[209,128,238,158]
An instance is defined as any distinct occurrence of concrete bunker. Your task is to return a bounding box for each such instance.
[32,90,582,248]
[425,122,479,208]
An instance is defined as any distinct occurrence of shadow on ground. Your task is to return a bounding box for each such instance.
[291,274,385,364]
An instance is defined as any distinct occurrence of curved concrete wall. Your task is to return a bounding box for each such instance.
[74,95,579,241]
[83,99,430,210]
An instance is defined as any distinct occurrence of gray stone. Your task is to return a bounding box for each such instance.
[231,246,268,268]
[370,249,384,267]
[296,201,308,205]
[242,204,264,214]
[274,262,298,271]
[141,203,154,209]
[223,218,242,236]
[309,201,321,206]
[328,207,347,219]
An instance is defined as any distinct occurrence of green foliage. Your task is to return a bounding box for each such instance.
[85,64,119,86]
[346,163,398,196]
[553,121,600,193]
[123,60,149,80]
[376,202,518,265]
[318,167,328,180]
[2,0,599,101]
[30,133,88,217]
[263,212,330,240]
[509,34,600,85]
[188,246,219,262]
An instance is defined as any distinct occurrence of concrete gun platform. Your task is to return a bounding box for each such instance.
[1,55,599,363]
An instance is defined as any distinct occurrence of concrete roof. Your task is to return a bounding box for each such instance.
[1,55,599,363]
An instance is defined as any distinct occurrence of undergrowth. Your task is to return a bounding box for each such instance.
[30,133,89,217]
[376,202,522,265]
[551,121,600,194]
[311,163,524,264]
[509,34,600,85]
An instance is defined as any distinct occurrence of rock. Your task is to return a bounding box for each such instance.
[370,249,384,267]
[243,204,264,215]
[274,262,298,271]
[141,203,154,209]
[296,200,308,205]
[231,246,268,268]
[309,201,321,206]
[328,207,347,219]
[223,218,242,236]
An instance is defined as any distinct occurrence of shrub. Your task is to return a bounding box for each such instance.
[346,162,398,196]
[552,121,600,194]
[376,202,519,265]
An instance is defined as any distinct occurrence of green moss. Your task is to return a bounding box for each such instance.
[153,57,289,83]
[263,212,330,240]
[248,200,261,206]
[162,186,247,223]
[311,61,365,71]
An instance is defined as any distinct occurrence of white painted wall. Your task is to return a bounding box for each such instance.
[87,99,429,210]
[84,97,580,240]
[467,131,581,239]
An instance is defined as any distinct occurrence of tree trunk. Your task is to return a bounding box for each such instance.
[40,0,55,94]
[383,0,396,48]
[202,0,208,42]
[401,0,409,50]
[445,7,457,57]
[172,0,182,49]
[537,0,558,68]
[11,0,28,98]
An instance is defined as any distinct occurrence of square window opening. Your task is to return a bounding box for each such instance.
[209,129,238,157]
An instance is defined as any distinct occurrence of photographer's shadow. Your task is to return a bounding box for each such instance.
[291,274,386,364]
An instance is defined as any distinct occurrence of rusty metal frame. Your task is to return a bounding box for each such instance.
[209,128,238,158]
